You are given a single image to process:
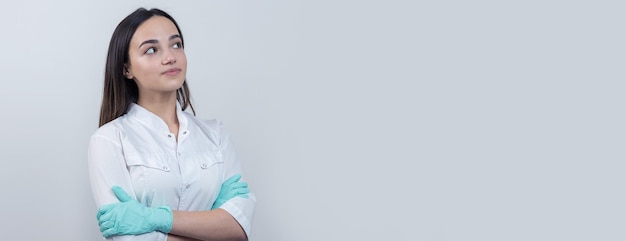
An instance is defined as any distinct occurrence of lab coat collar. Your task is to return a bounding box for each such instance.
[127,102,189,135]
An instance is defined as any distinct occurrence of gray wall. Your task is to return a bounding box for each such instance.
[1,0,624,240]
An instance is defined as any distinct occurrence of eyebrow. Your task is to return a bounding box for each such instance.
[138,35,182,48]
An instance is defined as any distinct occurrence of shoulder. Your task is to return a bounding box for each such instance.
[184,112,223,132]
[89,117,127,144]
[186,114,231,146]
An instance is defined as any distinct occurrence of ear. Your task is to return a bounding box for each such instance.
[123,65,134,79]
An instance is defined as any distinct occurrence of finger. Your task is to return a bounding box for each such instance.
[222,174,242,186]
[226,187,249,198]
[102,226,117,238]
[222,182,247,194]
[229,182,248,189]
[99,219,114,232]
[97,204,114,220]
[234,186,250,195]
[225,189,240,198]
[112,185,133,202]
[98,211,113,226]
[97,210,104,221]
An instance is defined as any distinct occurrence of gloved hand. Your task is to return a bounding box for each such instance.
[97,186,173,238]
[211,174,250,210]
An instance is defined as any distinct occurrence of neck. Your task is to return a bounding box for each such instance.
[137,92,179,128]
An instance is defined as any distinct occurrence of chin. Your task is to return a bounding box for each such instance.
[164,77,186,89]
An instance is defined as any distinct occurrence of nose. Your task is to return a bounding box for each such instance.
[162,50,176,65]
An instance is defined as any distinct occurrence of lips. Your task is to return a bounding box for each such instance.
[162,68,181,76]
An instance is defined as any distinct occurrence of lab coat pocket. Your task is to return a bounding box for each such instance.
[197,151,223,170]
[126,153,171,172]
[125,153,172,189]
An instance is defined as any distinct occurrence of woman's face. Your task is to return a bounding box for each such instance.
[125,16,187,96]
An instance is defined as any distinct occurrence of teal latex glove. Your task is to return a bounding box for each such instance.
[97,186,173,238]
[211,174,250,210]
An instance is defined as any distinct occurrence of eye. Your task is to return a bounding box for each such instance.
[145,47,156,54]
[173,42,182,49]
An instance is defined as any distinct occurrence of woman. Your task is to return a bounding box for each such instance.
[88,8,255,241]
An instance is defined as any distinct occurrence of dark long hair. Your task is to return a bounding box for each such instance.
[99,8,195,127]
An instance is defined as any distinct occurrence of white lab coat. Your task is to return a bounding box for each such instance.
[88,103,255,240]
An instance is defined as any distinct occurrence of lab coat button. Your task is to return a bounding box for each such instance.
[163,166,169,171]
[201,163,207,168]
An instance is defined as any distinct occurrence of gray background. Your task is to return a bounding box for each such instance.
[0,0,623,240]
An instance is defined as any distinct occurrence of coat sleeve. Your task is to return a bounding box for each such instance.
[212,120,257,237]
[88,131,168,241]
